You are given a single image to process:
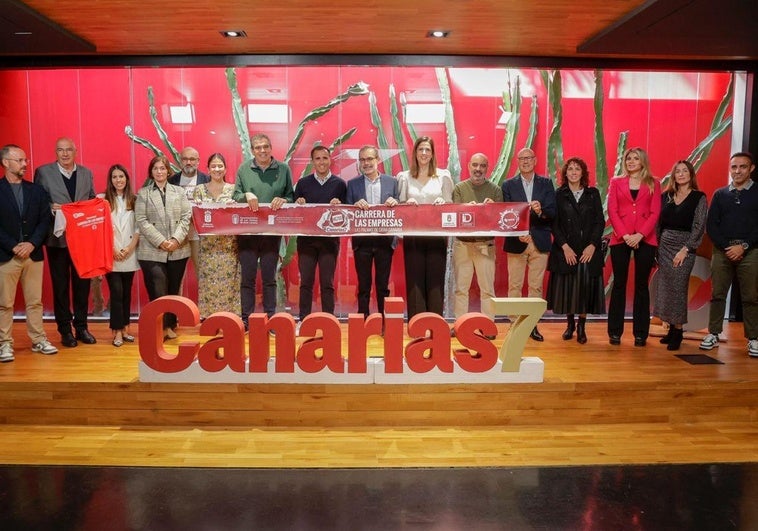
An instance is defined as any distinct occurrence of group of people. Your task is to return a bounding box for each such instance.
[0,135,756,362]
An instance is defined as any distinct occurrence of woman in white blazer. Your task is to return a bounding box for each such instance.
[135,155,192,340]
[104,164,140,346]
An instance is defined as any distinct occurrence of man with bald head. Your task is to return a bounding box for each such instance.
[501,147,556,341]
[34,137,97,347]
[170,146,210,279]
[452,153,503,329]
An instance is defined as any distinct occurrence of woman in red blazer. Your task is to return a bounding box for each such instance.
[607,147,661,346]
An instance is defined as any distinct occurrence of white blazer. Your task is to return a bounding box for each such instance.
[111,198,139,272]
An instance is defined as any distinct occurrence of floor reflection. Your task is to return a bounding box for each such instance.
[0,463,754,530]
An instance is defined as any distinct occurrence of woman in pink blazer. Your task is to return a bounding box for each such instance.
[607,147,661,346]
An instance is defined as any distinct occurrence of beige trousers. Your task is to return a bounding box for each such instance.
[453,239,497,319]
[0,257,46,345]
[507,241,548,298]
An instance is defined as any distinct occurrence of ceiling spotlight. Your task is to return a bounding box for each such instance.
[221,30,247,38]
[427,30,450,38]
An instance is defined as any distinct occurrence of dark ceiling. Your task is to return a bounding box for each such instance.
[0,0,757,69]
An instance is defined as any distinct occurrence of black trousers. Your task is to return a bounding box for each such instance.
[353,237,395,318]
[297,236,339,320]
[45,246,91,335]
[238,235,281,319]
[106,270,135,331]
[139,258,188,329]
[402,236,447,319]
[608,242,656,339]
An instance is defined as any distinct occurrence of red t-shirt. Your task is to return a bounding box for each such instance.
[60,198,114,278]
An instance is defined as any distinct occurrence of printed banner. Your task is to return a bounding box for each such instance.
[193,202,530,237]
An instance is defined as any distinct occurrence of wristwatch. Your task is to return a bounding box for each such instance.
[742,242,749,250]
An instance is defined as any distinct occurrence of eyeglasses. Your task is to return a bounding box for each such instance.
[56,147,75,153]
[253,144,271,151]
[517,156,535,161]
[359,157,377,163]
[180,157,199,162]
[3,158,28,164]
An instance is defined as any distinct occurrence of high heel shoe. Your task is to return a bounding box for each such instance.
[576,318,587,344]
[562,315,575,340]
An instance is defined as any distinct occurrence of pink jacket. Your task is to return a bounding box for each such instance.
[607,175,661,246]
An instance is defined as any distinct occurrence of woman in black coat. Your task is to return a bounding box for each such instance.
[546,157,606,344]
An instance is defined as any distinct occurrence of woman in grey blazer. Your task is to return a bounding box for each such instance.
[135,155,192,340]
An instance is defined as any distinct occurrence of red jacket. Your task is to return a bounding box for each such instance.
[607,175,661,246]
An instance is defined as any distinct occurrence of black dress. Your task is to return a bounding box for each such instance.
[547,185,606,315]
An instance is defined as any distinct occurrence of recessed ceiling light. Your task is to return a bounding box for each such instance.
[221,30,247,38]
[427,30,450,38]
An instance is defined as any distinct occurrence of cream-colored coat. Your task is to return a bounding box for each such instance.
[111,198,140,272]
[135,182,192,263]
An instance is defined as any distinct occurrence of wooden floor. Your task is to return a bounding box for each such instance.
[0,320,756,468]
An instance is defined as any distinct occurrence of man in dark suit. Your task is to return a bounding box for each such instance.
[502,147,557,341]
[0,145,58,362]
[169,146,210,281]
[346,145,399,317]
[33,137,96,347]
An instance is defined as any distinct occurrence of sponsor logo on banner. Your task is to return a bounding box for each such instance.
[441,212,457,227]
[192,203,530,238]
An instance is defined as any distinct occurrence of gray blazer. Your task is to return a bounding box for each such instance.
[135,182,192,263]
[33,162,96,247]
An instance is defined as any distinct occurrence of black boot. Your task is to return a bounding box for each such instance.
[576,317,587,344]
[660,324,673,344]
[667,327,684,351]
[562,314,575,340]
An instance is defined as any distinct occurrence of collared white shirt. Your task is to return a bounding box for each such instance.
[57,163,77,179]
[315,172,332,186]
[520,174,534,202]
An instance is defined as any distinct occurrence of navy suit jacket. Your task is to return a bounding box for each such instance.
[346,174,399,249]
[169,170,210,187]
[0,177,52,263]
[501,173,556,253]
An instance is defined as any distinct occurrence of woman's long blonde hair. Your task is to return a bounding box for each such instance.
[623,147,655,193]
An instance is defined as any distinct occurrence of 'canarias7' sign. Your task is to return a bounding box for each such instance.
[138,296,546,384]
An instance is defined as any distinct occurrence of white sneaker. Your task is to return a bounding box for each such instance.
[699,333,719,350]
[749,339,758,358]
[32,340,58,355]
[0,343,14,363]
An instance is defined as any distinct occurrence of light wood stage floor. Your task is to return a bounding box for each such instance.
[0,321,755,469]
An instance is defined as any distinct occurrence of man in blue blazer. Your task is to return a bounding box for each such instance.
[0,145,58,362]
[346,145,399,317]
[502,148,557,341]
[33,137,96,348]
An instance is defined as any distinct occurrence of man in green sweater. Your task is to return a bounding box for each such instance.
[452,153,503,325]
[233,133,294,322]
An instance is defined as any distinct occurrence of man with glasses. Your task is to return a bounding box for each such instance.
[700,152,758,357]
[346,145,399,317]
[34,137,96,348]
[233,134,294,323]
[169,146,209,288]
[501,147,556,341]
[0,145,59,362]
